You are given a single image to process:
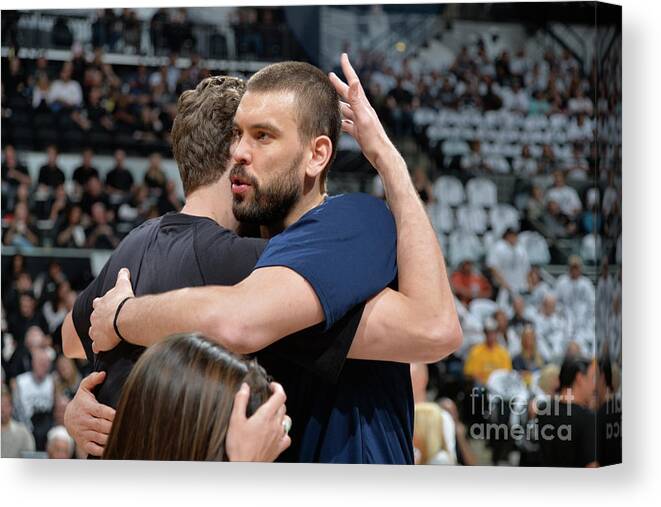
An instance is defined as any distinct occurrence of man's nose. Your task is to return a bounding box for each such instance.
[232,135,252,166]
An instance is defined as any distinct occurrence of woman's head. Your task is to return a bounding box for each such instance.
[103,333,271,461]
[413,402,448,465]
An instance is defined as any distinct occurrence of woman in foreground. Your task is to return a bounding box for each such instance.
[103,333,291,461]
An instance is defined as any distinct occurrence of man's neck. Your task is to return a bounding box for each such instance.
[262,190,327,238]
[181,180,238,232]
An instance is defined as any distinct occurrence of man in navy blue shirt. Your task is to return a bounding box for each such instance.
[89,56,462,463]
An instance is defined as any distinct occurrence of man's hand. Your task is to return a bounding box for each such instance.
[225,382,291,462]
[329,53,400,173]
[63,371,116,457]
[90,268,134,353]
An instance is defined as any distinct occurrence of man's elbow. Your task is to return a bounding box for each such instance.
[425,313,463,363]
[208,315,271,356]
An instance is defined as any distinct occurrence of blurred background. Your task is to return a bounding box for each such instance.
[1,3,621,465]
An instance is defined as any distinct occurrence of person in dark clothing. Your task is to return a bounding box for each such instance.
[537,356,598,467]
[37,145,65,190]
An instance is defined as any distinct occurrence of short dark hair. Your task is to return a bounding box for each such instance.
[171,75,246,196]
[559,357,591,390]
[246,61,341,187]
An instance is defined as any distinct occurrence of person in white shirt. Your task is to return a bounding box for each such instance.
[532,293,570,363]
[555,255,596,335]
[545,170,582,218]
[486,228,531,295]
[1,383,36,458]
[48,62,82,110]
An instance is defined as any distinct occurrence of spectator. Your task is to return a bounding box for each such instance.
[37,145,66,190]
[54,355,81,400]
[3,56,28,99]
[512,145,538,176]
[157,179,183,215]
[524,185,545,224]
[541,199,577,238]
[73,148,100,188]
[460,140,488,173]
[7,292,48,345]
[3,201,39,248]
[105,149,135,194]
[545,170,582,218]
[80,175,110,215]
[532,293,569,363]
[42,281,72,334]
[509,296,532,336]
[413,402,457,465]
[32,72,52,110]
[56,205,86,248]
[2,145,32,188]
[463,317,512,385]
[494,309,520,357]
[51,17,73,49]
[121,9,141,53]
[486,228,530,294]
[555,255,596,331]
[48,62,83,112]
[512,326,544,376]
[567,86,594,116]
[46,425,75,459]
[385,77,414,139]
[72,87,114,132]
[143,152,167,191]
[563,143,590,180]
[450,259,492,305]
[13,347,55,451]
[538,144,557,175]
[1,383,36,458]
[85,202,120,249]
[4,325,47,383]
[439,397,477,466]
[525,266,551,308]
[537,356,597,467]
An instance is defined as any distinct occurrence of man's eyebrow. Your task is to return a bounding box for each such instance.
[248,122,283,136]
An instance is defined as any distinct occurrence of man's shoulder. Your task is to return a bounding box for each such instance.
[310,193,389,219]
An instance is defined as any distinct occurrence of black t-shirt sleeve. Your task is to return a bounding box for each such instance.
[72,261,110,363]
[262,302,366,384]
[195,222,267,285]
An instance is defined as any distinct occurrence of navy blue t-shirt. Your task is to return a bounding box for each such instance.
[255,193,414,464]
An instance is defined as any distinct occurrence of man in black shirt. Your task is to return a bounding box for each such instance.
[537,356,598,467]
[72,148,100,188]
[37,145,66,190]
[105,149,134,194]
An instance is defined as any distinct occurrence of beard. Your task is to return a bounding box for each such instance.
[230,151,303,225]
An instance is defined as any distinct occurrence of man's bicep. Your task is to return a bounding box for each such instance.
[236,266,325,349]
[62,312,86,359]
[347,288,420,362]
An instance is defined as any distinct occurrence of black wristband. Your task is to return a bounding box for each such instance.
[113,296,133,343]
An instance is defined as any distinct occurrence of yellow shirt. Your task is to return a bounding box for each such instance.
[463,343,512,384]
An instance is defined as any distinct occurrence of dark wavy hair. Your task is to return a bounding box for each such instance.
[103,333,270,461]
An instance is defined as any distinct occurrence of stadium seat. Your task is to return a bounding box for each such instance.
[432,176,465,206]
[518,230,551,265]
[448,229,483,266]
[489,204,520,237]
[466,177,498,208]
[456,205,488,234]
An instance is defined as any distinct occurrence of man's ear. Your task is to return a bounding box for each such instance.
[305,135,333,179]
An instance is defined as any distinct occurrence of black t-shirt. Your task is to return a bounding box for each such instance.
[537,400,597,467]
[37,165,66,189]
[72,212,362,408]
[73,165,100,187]
[105,167,134,193]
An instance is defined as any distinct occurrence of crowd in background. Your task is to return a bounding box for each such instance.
[2,9,621,464]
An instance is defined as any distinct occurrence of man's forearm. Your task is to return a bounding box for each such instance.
[377,145,461,345]
[118,286,232,348]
